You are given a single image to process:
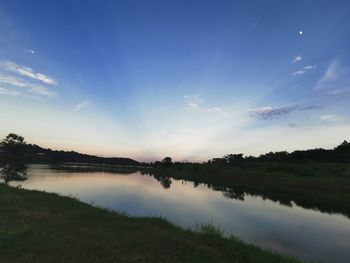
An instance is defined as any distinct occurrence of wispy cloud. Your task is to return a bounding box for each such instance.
[298,105,324,111]
[0,61,57,85]
[0,75,28,87]
[0,75,56,98]
[184,94,230,117]
[293,70,306,76]
[0,87,20,96]
[73,100,90,112]
[28,86,56,98]
[24,48,36,54]
[184,94,202,109]
[292,55,302,63]
[315,59,340,90]
[320,60,339,83]
[249,106,298,120]
[320,114,341,122]
[303,65,316,70]
[205,107,230,117]
[292,65,316,76]
[249,104,322,120]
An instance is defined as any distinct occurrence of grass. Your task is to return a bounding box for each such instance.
[0,183,302,263]
[196,223,224,237]
[149,162,350,217]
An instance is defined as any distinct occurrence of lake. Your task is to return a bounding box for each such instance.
[14,164,350,263]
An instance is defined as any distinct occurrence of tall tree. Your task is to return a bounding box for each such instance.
[161,157,173,167]
[0,133,28,185]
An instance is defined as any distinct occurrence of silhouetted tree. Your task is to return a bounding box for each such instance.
[154,161,162,167]
[224,154,244,164]
[211,158,227,165]
[0,134,28,185]
[161,157,173,167]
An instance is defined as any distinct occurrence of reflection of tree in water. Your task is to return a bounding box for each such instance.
[211,185,294,206]
[222,188,245,201]
[209,185,246,201]
[151,175,172,189]
[51,164,138,174]
[131,171,173,189]
[158,176,172,189]
[144,171,349,217]
[142,172,296,206]
[268,197,293,207]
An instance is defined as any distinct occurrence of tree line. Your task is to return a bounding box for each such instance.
[154,140,350,167]
[0,133,141,184]
[2,133,350,186]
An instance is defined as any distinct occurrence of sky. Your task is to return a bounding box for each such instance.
[0,0,350,162]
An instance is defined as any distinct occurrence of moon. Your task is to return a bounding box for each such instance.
[299,31,303,35]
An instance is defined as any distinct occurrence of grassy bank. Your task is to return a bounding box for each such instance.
[149,162,350,217]
[0,184,301,263]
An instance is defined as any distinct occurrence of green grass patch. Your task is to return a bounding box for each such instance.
[0,184,303,263]
[196,223,224,237]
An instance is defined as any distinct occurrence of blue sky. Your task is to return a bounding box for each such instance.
[0,0,350,161]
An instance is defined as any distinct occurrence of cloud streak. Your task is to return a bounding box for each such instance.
[0,87,20,96]
[0,75,56,98]
[292,55,302,63]
[320,114,341,122]
[184,94,202,109]
[0,75,28,87]
[293,70,306,76]
[205,107,230,117]
[303,65,316,70]
[184,94,230,117]
[249,104,322,120]
[292,65,316,76]
[249,106,298,120]
[315,59,340,90]
[0,61,57,85]
[73,100,90,112]
[28,86,56,98]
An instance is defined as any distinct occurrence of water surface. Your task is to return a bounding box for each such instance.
[15,165,350,263]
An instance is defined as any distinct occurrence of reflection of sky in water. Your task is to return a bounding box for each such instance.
[16,165,350,263]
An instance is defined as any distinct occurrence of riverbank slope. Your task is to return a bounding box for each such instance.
[0,184,301,263]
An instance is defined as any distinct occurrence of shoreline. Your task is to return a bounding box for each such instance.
[0,183,302,263]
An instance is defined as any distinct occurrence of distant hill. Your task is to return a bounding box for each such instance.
[24,144,141,166]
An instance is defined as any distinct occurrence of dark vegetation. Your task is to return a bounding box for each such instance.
[149,142,350,218]
[0,184,301,263]
[153,140,350,166]
[0,134,28,184]
[148,162,350,217]
[0,133,347,262]
[0,139,141,167]
[2,133,349,218]
[49,163,143,174]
